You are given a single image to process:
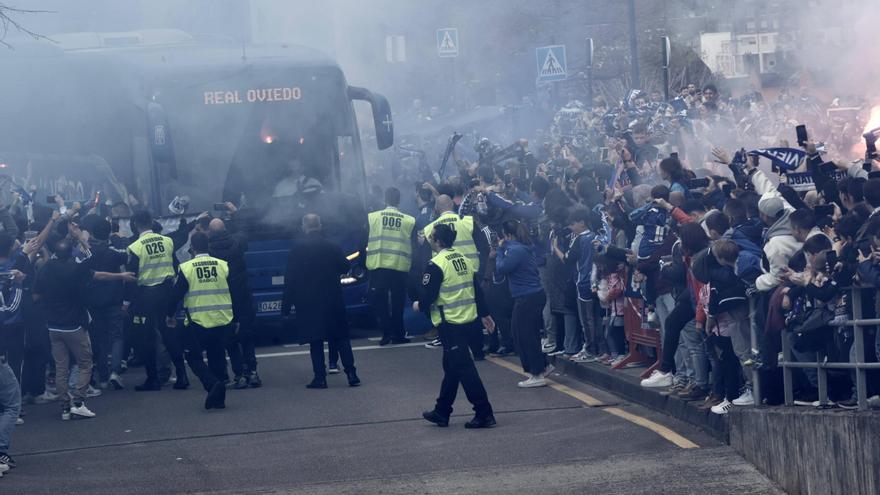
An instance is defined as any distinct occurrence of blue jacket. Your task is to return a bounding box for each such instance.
[566,231,597,301]
[495,240,544,298]
[722,228,764,283]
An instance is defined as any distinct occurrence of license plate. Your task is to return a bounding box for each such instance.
[259,300,282,313]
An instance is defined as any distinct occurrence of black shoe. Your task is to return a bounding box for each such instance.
[391,337,411,344]
[0,452,15,468]
[205,382,226,410]
[346,370,361,387]
[248,371,262,388]
[172,373,190,390]
[379,336,392,346]
[306,377,328,389]
[838,398,859,410]
[464,415,497,429]
[679,386,709,402]
[422,410,449,427]
[134,381,161,392]
[490,347,512,357]
[232,375,249,389]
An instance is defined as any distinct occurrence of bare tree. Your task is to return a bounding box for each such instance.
[0,3,51,49]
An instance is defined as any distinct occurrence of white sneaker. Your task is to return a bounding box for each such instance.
[424,338,442,349]
[109,372,125,390]
[86,385,102,398]
[732,389,755,406]
[70,403,96,419]
[0,463,8,475]
[711,399,733,415]
[640,370,673,388]
[572,351,598,363]
[541,364,555,379]
[15,417,23,425]
[517,375,547,388]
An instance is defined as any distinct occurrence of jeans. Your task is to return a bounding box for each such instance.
[310,338,355,378]
[726,305,753,388]
[50,328,92,405]
[680,321,710,389]
[577,298,605,355]
[607,324,626,358]
[227,323,258,376]
[558,312,581,355]
[0,360,20,454]
[435,322,493,419]
[660,301,696,374]
[512,291,548,375]
[88,305,125,382]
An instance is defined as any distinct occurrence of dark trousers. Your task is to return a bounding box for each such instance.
[130,283,186,384]
[0,322,25,384]
[435,322,493,418]
[484,281,514,352]
[310,338,355,378]
[710,335,742,401]
[88,305,124,383]
[21,308,48,396]
[181,323,232,392]
[227,323,258,376]
[660,300,696,373]
[369,269,407,340]
[512,291,547,375]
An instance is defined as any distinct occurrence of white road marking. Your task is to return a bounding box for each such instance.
[258,341,426,358]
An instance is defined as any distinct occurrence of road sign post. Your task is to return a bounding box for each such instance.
[536,45,567,83]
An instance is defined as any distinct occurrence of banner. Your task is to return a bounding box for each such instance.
[748,147,807,171]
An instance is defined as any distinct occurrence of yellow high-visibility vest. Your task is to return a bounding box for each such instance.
[429,248,478,326]
[179,255,233,329]
[366,207,415,272]
[128,232,175,287]
[423,211,479,272]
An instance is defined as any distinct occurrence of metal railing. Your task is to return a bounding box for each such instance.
[772,287,878,411]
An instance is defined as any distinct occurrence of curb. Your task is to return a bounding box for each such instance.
[552,356,730,443]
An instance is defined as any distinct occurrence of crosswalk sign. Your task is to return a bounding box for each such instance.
[536,45,567,82]
[437,28,459,58]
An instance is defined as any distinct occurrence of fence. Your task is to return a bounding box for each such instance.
[771,286,878,411]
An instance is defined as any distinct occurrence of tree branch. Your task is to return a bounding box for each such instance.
[0,3,53,49]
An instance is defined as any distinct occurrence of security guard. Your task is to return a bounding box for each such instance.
[366,187,415,345]
[421,195,487,356]
[421,195,481,274]
[126,210,189,391]
[416,223,496,429]
[166,232,231,410]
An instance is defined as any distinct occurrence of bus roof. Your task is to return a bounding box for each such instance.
[0,29,342,74]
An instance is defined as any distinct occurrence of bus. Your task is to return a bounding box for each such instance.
[0,29,393,326]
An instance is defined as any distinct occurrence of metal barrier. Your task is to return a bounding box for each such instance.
[775,286,878,411]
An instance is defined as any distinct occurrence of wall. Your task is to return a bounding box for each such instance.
[729,407,880,495]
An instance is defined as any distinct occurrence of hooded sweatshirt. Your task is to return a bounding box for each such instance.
[750,170,803,291]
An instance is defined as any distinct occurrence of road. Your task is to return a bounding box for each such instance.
[6,334,783,494]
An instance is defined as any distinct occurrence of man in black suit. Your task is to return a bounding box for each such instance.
[281,214,360,389]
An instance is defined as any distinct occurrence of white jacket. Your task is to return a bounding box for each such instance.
[750,170,803,291]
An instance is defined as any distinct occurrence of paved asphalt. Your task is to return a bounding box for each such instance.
[6,334,783,494]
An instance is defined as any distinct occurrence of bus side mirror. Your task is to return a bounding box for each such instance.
[349,86,393,150]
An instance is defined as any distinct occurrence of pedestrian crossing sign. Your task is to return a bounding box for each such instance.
[536,45,567,82]
[436,28,459,58]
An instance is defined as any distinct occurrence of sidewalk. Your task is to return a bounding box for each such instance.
[550,355,729,442]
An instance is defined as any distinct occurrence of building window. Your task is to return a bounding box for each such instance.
[746,21,756,31]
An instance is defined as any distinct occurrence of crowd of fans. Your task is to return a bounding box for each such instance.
[395,83,880,413]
